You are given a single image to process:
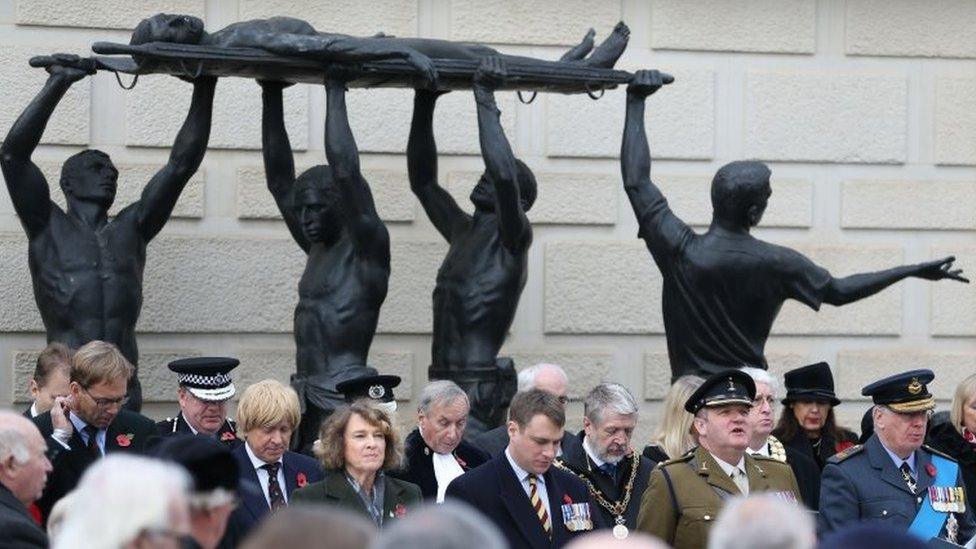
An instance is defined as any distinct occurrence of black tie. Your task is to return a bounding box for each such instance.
[599,462,619,483]
[900,463,917,493]
[83,425,100,459]
[262,463,286,512]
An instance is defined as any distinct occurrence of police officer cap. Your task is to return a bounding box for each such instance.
[149,434,239,495]
[336,374,401,403]
[861,369,935,413]
[168,357,239,402]
[684,369,756,413]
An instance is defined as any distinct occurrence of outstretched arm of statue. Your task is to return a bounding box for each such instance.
[473,57,529,252]
[136,76,216,241]
[262,32,438,89]
[408,89,467,242]
[824,256,968,306]
[325,66,386,251]
[260,80,309,252]
[0,56,89,237]
[621,69,690,255]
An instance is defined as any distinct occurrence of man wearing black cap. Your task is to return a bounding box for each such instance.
[636,370,800,549]
[150,435,240,549]
[156,357,240,445]
[819,370,976,545]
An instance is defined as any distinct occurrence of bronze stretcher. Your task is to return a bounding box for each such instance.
[32,41,645,98]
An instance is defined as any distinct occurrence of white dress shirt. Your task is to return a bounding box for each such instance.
[746,441,771,458]
[505,447,551,518]
[432,451,465,503]
[29,402,39,418]
[710,452,749,495]
[245,442,289,507]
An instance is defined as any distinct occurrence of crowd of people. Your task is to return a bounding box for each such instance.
[2,340,976,548]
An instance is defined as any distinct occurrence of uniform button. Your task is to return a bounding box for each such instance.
[882,510,888,516]
[703,515,711,521]
[917,497,922,504]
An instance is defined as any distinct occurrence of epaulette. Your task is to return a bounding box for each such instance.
[923,444,957,462]
[751,454,781,463]
[660,453,695,467]
[164,417,174,423]
[828,444,864,463]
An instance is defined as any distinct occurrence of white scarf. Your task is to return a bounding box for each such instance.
[431,451,465,503]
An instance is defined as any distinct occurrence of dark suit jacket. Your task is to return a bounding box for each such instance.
[390,428,489,500]
[819,434,976,541]
[32,409,156,522]
[21,405,33,419]
[0,483,47,549]
[556,432,655,530]
[446,452,600,549]
[473,425,577,459]
[291,468,422,525]
[155,412,238,445]
[222,442,324,546]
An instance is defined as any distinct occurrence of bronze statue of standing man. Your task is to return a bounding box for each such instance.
[260,69,390,451]
[621,69,968,382]
[0,54,216,411]
[408,57,536,436]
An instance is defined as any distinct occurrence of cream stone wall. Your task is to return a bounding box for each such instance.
[1,0,974,443]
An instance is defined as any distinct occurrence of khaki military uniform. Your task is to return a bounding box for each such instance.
[636,445,801,549]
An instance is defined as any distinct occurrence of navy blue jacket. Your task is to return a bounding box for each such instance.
[446,452,602,549]
[222,442,324,546]
[819,433,976,542]
[391,428,489,500]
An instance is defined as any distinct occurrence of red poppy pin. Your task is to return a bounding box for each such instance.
[563,494,573,505]
[296,472,308,488]
[220,431,237,442]
[926,463,937,477]
[835,441,854,453]
[116,433,133,447]
[455,455,468,469]
[394,503,407,518]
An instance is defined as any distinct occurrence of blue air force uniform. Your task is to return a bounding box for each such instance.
[818,370,976,545]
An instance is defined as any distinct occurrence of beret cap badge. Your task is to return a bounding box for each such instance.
[368,384,385,399]
[907,378,923,395]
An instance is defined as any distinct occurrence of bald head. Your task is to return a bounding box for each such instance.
[517,363,569,401]
[565,531,669,549]
[0,410,52,506]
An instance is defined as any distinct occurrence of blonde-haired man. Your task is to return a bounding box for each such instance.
[224,379,323,546]
[32,340,156,523]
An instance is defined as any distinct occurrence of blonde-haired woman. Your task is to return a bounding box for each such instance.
[643,375,704,461]
[226,380,323,546]
[927,373,976,511]
[292,400,421,527]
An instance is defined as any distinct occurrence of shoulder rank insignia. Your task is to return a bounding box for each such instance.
[829,444,864,463]
[660,453,695,468]
[923,444,957,462]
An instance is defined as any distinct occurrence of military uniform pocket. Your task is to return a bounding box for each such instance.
[859,499,913,522]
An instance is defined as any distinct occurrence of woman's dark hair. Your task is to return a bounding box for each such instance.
[772,401,845,442]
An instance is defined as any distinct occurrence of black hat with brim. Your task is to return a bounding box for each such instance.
[335,374,401,403]
[684,369,756,414]
[861,369,935,413]
[781,361,841,407]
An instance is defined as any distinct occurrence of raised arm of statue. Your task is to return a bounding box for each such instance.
[408,89,468,242]
[324,66,387,253]
[0,57,90,238]
[621,70,692,257]
[473,57,530,252]
[134,76,216,242]
[823,256,968,306]
[260,80,309,252]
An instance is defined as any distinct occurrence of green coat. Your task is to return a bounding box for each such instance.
[291,469,422,526]
[636,446,800,549]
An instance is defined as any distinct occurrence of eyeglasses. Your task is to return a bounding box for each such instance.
[80,385,129,409]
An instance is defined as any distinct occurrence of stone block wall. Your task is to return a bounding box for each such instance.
[0,0,973,444]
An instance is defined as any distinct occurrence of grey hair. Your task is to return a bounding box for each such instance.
[370,500,507,549]
[52,455,190,549]
[707,494,815,549]
[517,363,568,393]
[0,411,33,464]
[740,366,780,398]
[584,383,639,424]
[417,380,469,415]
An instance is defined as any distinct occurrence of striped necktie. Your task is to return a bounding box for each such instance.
[528,474,552,538]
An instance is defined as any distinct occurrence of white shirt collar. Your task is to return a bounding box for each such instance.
[29,402,39,418]
[245,440,283,469]
[746,440,771,457]
[505,446,544,486]
[709,451,746,477]
[69,411,91,433]
[582,436,607,468]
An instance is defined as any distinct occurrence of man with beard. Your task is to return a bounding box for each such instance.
[260,65,391,451]
[0,56,216,412]
[741,366,820,508]
[392,380,488,502]
[156,357,240,445]
[636,370,800,549]
[819,370,976,544]
[555,383,655,538]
